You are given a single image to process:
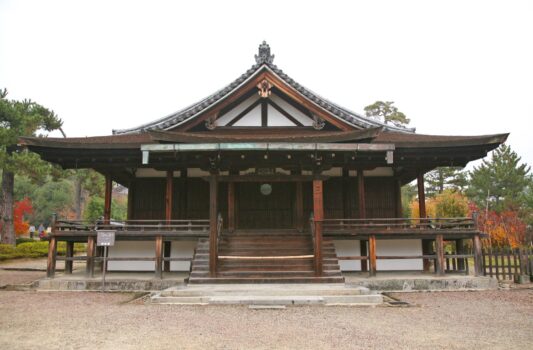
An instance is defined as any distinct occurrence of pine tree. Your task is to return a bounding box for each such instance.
[467,144,531,213]
[364,101,410,127]
[0,89,63,244]
[425,167,467,197]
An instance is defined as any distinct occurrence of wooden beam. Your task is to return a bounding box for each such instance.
[164,170,173,272]
[46,236,57,278]
[342,168,351,218]
[473,234,483,276]
[357,169,366,219]
[395,178,403,218]
[86,236,95,278]
[312,179,324,276]
[435,234,445,276]
[261,100,268,126]
[204,175,329,183]
[357,169,368,272]
[268,100,304,126]
[368,235,377,277]
[155,235,163,278]
[295,181,304,232]
[65,241,74,274]
[104,174,112,224]
[360,240,368,272]
[127,180,135,220]
[226,99,262,126]
[209,175,218,276]
[228,181,235,232]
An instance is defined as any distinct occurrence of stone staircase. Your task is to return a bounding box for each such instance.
[151,283,382,306]
[188,230,344,284]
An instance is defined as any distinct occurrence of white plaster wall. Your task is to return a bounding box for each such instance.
[333,240,361,271]
[217,95,260,125]
[267,105,295,126]
[232,105,262,126]
[376,239,423,271]
[170,240,196,271]
[107,241,197,272]
[108,241,156,271]
[270,94,313,126]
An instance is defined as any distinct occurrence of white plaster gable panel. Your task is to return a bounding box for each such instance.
[267,104,296,126]
[216,94,260,126]
[269,94,313,126]
[232,104,262,126]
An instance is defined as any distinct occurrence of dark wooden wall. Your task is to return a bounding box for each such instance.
[129,176,400,224]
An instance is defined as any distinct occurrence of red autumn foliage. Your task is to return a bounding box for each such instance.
[469,203,526,248]
[14,198,33,236]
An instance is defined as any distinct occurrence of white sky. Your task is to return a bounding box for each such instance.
[1,0,532,168]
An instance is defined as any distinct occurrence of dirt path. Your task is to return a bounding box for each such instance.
[0,288,531,350]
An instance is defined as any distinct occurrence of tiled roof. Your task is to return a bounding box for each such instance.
[112,42,414,135]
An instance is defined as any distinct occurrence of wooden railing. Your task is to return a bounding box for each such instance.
[482,247,533,281]
[47,218,210,278]
[321,217,476,234]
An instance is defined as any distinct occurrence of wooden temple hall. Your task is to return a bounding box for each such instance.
[21,42,508,283]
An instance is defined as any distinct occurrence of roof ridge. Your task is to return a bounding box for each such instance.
[113,42,415,135]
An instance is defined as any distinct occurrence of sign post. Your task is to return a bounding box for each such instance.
[96,230,115,292]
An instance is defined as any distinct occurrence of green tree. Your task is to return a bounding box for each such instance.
[0,89,63,244]
[401,183,417,217]
[364,101,410,127]
[425,167,467,197]
[467,144,531,213]
[30,180,73,226]
[84,196,127,222]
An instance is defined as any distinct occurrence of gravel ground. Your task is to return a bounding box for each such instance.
[0,288,531,350]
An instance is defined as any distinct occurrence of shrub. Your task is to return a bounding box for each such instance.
[16,238,35,245]
[0,241,86,260]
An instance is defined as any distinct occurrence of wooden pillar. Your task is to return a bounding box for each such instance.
[358,169,368,271]
[46,236,57,278]
[418,171,431,272]
[155,235,163,278]
[65,241,74,274]
[456,239,465,271]
[435,234,445,276]
[127,180,135,220]
[104,174,112,224]
[86,236,95,277]
[342,168,351,218]
[368,235,377,277]
[227,170,236,232]
[295,181,304,232]
[473,234,483,276]
[209,175,218,277]
[164,171,173,272]
[395,178,403,218]
[312,179,324,276]
[180,169,188,219]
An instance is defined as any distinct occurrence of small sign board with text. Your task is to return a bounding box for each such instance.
[97,230,116,247]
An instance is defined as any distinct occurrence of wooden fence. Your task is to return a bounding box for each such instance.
[482,247,533,281]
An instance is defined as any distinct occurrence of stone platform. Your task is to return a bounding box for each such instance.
[344,272,498,291]
[150,283,383,306]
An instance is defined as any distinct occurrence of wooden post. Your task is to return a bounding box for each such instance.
[456,239,465,271]
[369,235,377,277]
[86,236,95,277]
[418,171,431,272]
[163,171,174,272]
[46,236,57,278]
[104,174,112,224]
[473,234,483,276]
[357,169,368,271]
[65,241,74,274]
[295,181,304,232]
[155,235,163,278]
[228,180,235,232]
[312,179,323,276]
[209,175,218,277]
[127,180,135,220]
[395,178,403,218]
[435,234,445,276]
[342,168,351,219]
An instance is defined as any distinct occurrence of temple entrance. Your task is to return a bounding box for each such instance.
[236,182,294,229]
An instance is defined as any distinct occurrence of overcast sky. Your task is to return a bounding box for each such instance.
[1,0,532,168]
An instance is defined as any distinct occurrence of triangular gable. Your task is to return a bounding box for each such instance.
[112,42,414,135]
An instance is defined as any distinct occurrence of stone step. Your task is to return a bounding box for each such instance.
[188,276,345,284]
[151,294,382,305]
